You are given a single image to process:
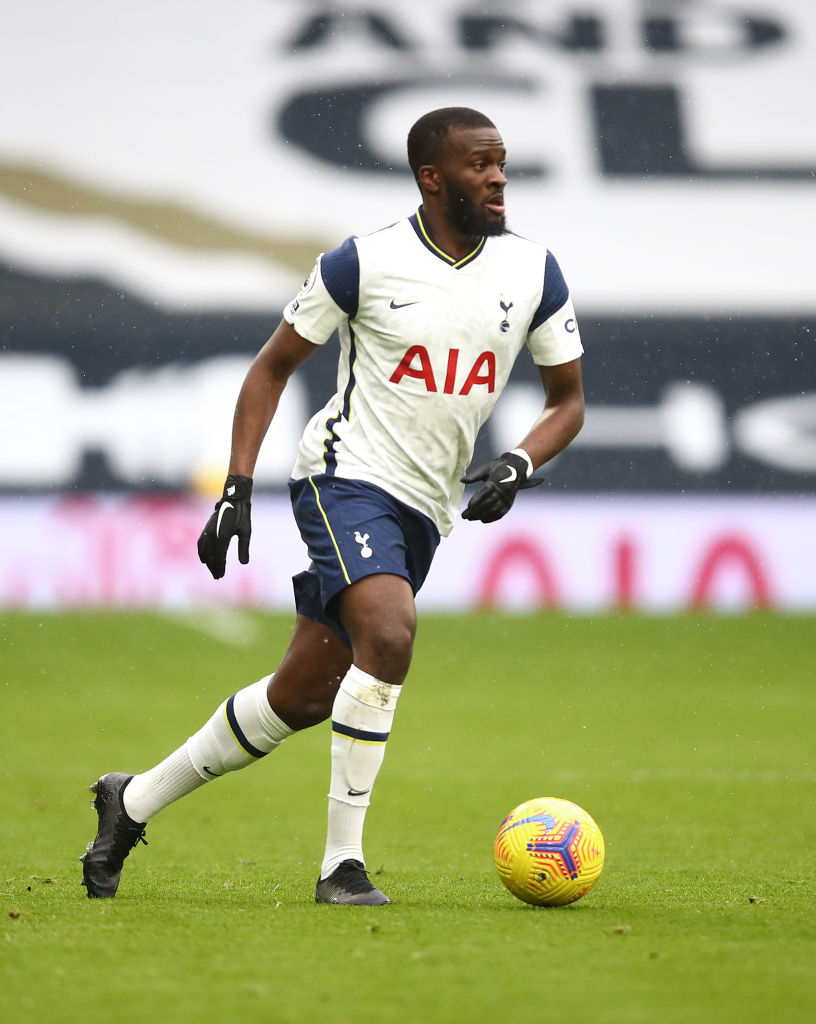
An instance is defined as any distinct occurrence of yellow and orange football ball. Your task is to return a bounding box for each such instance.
[494,797,605,906]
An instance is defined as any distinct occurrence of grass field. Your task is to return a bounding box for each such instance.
[1,610,814,1023]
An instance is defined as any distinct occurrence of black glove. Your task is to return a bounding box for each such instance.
[461,451,532,523]
[197,474,253,579]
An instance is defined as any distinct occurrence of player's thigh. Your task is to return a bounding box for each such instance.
[337,573,417,684]
[289,475,437,623]
[267,614,353,730]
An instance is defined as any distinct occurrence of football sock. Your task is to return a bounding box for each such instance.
[123,674,292,822]
[320,664,401,879]
[121,745,201,823]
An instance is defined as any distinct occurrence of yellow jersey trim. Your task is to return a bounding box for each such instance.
[415,208,485,268]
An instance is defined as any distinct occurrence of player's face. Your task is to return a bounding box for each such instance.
[438,127,508,237]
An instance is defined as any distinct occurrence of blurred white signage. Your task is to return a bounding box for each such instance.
[0,0,814,312]
[1,352,814,487]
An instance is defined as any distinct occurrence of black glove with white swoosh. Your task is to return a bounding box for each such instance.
[461,450,533,524]
[197,474,253,579]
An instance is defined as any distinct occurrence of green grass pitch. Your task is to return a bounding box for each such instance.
[1,610,814,1023]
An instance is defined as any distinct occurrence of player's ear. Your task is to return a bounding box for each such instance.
[418,164,440,195]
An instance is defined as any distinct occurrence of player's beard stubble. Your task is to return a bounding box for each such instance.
[441,177,508,238]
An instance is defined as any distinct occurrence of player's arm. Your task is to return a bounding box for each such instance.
[462,357,584,523]
[197,320,318,579]
[229,319,319,478]
[518,357,585,469]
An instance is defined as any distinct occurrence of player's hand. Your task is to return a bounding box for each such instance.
[461,451,532,523]
[197,474,253,579]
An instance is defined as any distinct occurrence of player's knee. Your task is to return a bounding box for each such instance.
[354,618,415,684]
[339,575,417,683]
[267,675,339,732]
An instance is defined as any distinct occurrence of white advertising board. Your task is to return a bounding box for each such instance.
[1,495,812,612]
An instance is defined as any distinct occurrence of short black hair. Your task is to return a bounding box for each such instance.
[407,107,496,183]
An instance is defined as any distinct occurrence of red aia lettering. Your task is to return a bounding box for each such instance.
[389,344,437,391]
[613,536,636,610]
[460,352,496,395]
[477,538,560,608]
[690,535,771,609]
[443,349,459,394]
[389,346,495,394]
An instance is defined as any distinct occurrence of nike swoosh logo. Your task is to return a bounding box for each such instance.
[348,788,371,797]
[202,766,221,778]
[216,501,233,537]
[500,466,517,484]
[390,299,419,309]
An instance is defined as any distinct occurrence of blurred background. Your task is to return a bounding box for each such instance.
[1,0,814,613]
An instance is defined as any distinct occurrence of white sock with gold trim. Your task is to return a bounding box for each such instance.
[123,674,292,822]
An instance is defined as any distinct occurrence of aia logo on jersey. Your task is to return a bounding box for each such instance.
[389,346,495,394]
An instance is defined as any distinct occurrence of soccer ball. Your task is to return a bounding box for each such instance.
[494,796,605,906]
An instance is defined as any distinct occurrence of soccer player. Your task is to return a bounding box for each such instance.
[81,107,585,905]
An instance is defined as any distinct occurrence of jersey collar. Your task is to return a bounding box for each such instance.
[409,209,486,269]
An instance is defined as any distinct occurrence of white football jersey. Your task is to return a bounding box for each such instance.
[283,211,583,535]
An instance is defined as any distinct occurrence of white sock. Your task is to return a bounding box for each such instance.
[320,665,401,879]
[122,746,201,823]
[123,674,292,822]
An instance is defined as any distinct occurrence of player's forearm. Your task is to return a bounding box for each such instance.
[515,357,585,471]
[516,394,585,471]
[227,364,286,477]
[226,320,318,478]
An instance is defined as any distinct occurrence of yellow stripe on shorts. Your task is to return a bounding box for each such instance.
[308,475,352,585]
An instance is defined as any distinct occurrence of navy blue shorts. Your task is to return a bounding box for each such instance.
[289,475,440,648]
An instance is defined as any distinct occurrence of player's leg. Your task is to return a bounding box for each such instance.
[288,474,438,904]
[265,614,353,729]
[338,572,416,684]
[316,573,416,905]
[129,613,351,815]
[81,614,351,898]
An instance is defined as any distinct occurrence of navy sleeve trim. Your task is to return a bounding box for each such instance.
[530,250,569,331]
[320,236,360,318]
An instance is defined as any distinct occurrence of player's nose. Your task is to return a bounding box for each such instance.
[490,163,508,187]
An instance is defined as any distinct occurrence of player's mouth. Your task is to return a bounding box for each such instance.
[485,193,505,215]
